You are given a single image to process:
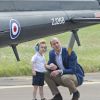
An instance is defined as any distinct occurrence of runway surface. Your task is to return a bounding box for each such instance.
[0,73,100,100]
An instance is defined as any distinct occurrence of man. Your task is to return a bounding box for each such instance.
[45,37,84,100]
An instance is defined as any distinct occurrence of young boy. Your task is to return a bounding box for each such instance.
[31,40,47,100]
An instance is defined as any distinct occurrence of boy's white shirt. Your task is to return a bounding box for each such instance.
[31,52,47,73]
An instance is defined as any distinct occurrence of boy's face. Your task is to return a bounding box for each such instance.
[39,43,47,54]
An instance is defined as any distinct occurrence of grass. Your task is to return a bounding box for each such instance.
[0,24,100,76]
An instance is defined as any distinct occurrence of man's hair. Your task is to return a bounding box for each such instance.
[50,37,59,46]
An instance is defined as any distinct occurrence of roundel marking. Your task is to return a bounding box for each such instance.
[10,19,21,39]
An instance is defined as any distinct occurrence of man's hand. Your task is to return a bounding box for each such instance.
[50,70,60,77]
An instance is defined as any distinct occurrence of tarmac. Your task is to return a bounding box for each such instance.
[0,72,100,100]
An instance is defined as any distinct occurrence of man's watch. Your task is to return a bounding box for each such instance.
[58,69,63,75]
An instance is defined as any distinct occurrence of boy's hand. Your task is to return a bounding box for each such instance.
[49,63,57,70]
[32,71,36,76]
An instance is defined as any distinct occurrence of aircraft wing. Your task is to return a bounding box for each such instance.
[71,18,100,24]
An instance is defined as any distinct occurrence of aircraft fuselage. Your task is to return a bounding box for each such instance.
[0,10,98,47]
[0,0,100,47]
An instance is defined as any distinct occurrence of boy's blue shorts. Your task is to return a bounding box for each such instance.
[32,71,44,86]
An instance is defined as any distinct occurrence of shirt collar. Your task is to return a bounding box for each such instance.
[55,48,62,56]
[37,52,44,57]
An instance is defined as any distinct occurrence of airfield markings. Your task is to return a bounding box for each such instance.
[0,81,100,90]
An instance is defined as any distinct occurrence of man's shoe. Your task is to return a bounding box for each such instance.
[71,91,80,100]
[51,93,62,100]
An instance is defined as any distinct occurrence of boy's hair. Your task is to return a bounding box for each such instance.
[35,39,46,52]
[38,40,46,45]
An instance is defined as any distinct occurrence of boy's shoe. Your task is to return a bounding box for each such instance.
[71,91,80,100]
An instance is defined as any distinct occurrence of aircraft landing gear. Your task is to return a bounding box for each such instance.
[67,29,80,55]
[11,44,20,61]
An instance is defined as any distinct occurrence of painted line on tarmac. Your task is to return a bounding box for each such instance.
[83,81,100,85]
[0,81,100,89]
[0,85,32,89]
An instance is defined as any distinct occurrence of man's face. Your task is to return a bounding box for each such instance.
[39,43,47,54]
[51,39,61,52]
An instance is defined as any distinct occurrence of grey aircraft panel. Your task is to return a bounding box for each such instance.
[0,0,100,60]
[0,0,99,11]
[0,10,97,47]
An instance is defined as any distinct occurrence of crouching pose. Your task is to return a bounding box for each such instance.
[45,37,84,100]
